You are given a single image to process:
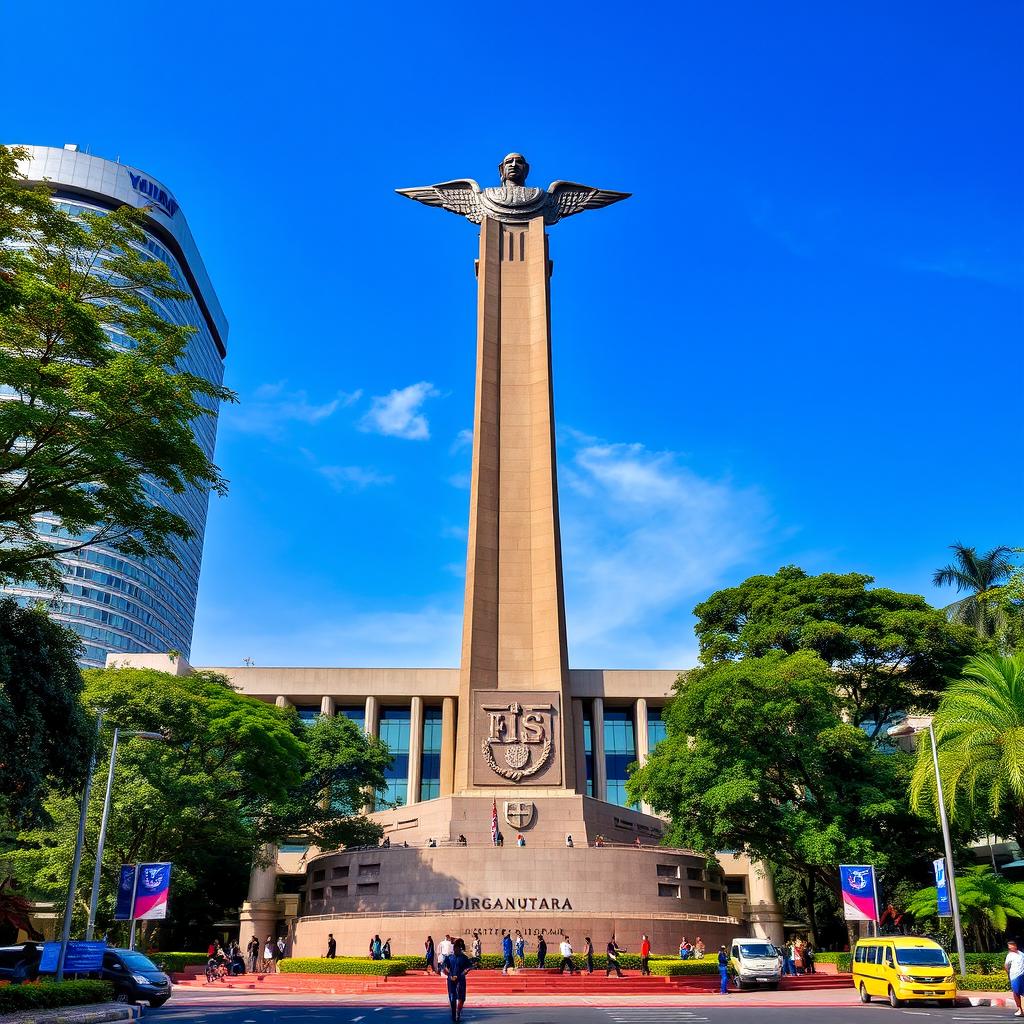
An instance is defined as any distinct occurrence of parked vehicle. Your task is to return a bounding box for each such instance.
[22,945,172,1006]
[852,936,955,1008]
[0,943,42,982]
[728,937,782,989]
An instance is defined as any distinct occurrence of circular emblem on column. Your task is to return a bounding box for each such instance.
[480,700,554,782]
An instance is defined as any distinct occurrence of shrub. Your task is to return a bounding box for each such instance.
[149,952,209,973]
[813,952,853,972]
[957,973,1009,991]
[951,953,1008,975]
[278,958,406,976]
[649,960,718,976]
[0,980,113,1014]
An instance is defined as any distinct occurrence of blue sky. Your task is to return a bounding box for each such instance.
[5,1,1020,669]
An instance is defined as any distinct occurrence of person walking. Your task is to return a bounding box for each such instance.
[246,935,259,973]
[382,938,392,960]
[606,936,625,977]
[471,933,482,961]
[805,942,816,974]
[558,936,577,974]
[371,934,382,961]
[274,935,287,967]
[516,833,526,847]
[439,934,454,974]
[262,936,276,974]
[694,936,705,959]
[640,933,651,975]
[718,945,730,994]
[501,931,514,975]
[584,936,594,974]
[793,939,805,975]
[442,937,476,1023]
[325,933,336,959]
[565,834,574,848]
[536,934,547,969]
[425,935,437,975]
[1005,938,1024,1017]
[514,930,526,969]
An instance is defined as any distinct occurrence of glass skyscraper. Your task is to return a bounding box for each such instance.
[2,145,228,667]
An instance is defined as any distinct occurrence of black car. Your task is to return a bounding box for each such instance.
[0,943,42,982]
[98,949,172,1007]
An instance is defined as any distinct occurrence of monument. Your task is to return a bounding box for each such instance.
[211,154,781,954]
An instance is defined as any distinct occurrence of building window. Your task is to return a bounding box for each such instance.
[420,706,442,801]
[311,888,324,901]
[604,708,638,808]
[658,883,680,898]
[295,705,320,725]
[582,711,594,797]
[656,864,680,879]
[689,886,705,900]
[332,866,349,879]
[725,877,747,896]
[687,867,703,881]
[378,707,411,806]
[337,705,365,731]
[358,863,380,877]
[647,706,667,751]
[312,869,325,883]
[356,882,379,894]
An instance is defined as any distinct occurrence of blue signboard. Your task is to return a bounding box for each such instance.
[38,940,106,973]
[114,864,136,921]
[933,857,952,917]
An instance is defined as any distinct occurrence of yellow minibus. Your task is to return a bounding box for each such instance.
[852,936,955,1007]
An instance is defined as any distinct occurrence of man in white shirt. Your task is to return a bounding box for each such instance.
[558,936,577,975]
[1006,938,1024,1016]
[439,933,455,973]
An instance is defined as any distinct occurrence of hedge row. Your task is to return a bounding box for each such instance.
[149,952,209,972]
[957,973,1009,991]
[0,981,114,1014]
[649,960,718,976]
[952,953,1010,975]
[813,952,853,972]
[279,958,407,976]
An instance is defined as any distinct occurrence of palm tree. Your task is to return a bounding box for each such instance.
[906,866,1024,952]
[910,653,1024,846]
[933,543,1015,638]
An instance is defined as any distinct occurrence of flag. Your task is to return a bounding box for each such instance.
[933,858,952,917]
[114,865,136,921]
[133,862,172,920]
[839,864,879,921]
[491,798,499,845]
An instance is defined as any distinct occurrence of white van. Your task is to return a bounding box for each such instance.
[728,937,782,990]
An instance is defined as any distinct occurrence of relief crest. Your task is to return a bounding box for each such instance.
[480,701,554,782]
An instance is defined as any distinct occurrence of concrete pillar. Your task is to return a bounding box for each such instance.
[364,695,380,737]
[237,843,279,950]
[572,699,587,796]
[407,696,424,805]
[440,697,456,796]
[275,695,292,709]
[320,695,335,717]
[591,697,606,802]
[747,860,785,944]
[634,697,652,814]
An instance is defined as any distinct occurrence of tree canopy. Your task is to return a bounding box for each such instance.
[0,144,234,588]
[693,565,978,738]
[0,597,93,831]
[933,543,1017,640]
[9,667,390,945]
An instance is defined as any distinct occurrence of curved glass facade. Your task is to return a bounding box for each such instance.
[2,147,227,668]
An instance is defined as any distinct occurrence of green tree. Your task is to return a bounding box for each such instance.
[627,650,942,946]
[9,667,390,946]
[0,597,93,831]
[693,566,978,739]
[910,653,1024,849]
[933,543,1016,640]
[0,144,234,589]
[906,866,1024,951]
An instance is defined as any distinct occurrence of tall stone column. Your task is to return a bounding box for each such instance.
[634,697,652,814]
[407,697,424,805]
[440,697,456,796]
[591,697,606,802]
[275,695,291,710]
[320,695,335,717]
[572,699,587,797]
[237,843,278,948]
[747,861,785,943]
[363,696,380,813]
[454,215,576,793]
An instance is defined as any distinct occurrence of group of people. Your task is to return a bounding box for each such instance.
[241,935,287,974]
[206,935,287,979]
[366,934,393,960]
[780,938,816,975]
[677,935,706,960]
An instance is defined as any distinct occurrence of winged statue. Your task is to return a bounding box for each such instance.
[396,152,630,226]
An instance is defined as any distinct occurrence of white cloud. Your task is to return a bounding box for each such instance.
[227,381,362,438]
[560,435,773,668]
[359,381,439,440]
[317,464,394,491]
[450,428,473,453]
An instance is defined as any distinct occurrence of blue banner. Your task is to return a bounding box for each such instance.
[839,864,879,921]
[933,857,952,917]
[38,941,105,973]
[114,864,136,921]
[133,862,172,920]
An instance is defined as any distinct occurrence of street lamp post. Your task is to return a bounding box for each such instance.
[84,728,166,942]
[889,719,968,974]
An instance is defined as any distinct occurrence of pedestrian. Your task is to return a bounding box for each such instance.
[634,836,642,848]
[326,933,336,959]
[442,937,476,1023]
[1005,938,1024,1017]
[425,935,437,974]
[207,939,217,958]
[536,934,547,969]
[565,834,574,848]
[382,938,392,960]
[718,945,730,994]
[514,930,526,969]
[793,939,805,975]
[584,936,594,974]
[458,834,468,846]
[247,935,259,972]
[606,936,625,977]
[472,933,482,961]
[496,831,504,847]
[516,833,526,847]
[678,936,690,959]
[262,935,275,974]
[381,835,390,848]
[371,934,382,961]
[558,935,577,974]
[783,940,795,976]
[501,930,514,975]
[274,935,287,965]
[694,936,705,959]
[805,942,816,974]
[595,835,606,847]
[439,934,455,974]
[639,933,651,975]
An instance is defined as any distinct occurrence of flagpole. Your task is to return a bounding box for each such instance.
[128,865,138,951]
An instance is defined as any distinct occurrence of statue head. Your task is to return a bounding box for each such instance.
[498,152,530,186]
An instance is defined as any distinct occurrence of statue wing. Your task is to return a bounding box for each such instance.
[545,181,631,222]
[395,179,484,222]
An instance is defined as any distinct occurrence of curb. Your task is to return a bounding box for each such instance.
[0,1002,143,1024]
[959,993,1013,1008]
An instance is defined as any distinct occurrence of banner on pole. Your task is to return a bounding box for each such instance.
[839,864,879,921]
[132,862,172,920]
[933,857,952,917]
[114,864,136,921]
[39,940,105,973]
